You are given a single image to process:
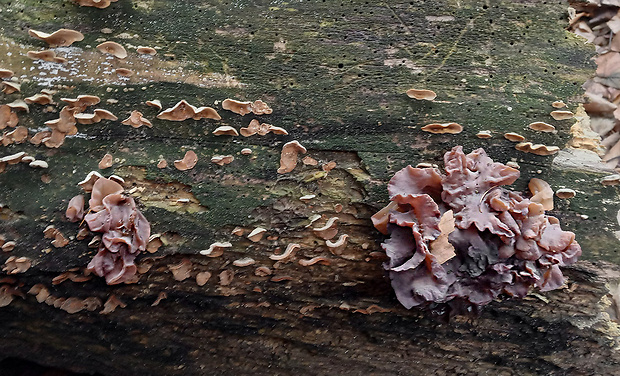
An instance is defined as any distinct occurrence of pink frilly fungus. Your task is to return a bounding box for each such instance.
[373,146,581,312]
[70,177,150,284]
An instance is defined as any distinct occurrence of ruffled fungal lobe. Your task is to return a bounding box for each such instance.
[81,178,150,284]
[374,146,581,311]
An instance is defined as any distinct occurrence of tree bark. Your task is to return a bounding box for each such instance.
[1,0,619,375]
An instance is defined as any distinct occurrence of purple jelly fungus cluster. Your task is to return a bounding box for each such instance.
[372,146,581,311]
[67,177,150,284]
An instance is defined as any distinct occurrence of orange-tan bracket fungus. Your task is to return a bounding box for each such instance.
[277,141,307,173]
[372,146,581,313]
[28,29,84,47]
[96,41,128,59]
[73,177,150,284]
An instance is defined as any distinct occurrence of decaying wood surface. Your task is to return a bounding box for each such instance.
[1,0,620,375]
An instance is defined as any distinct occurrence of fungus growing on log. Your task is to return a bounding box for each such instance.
[211,155,234,166]
[121,110,152,128]
[174,150,198,171]
[421,123,463,134]
[528,178,554,211]
[71,0,118,9]
[115,68,133,77]
[146,100,162,110]
[98,153,114,169]
[504,132,526,142]
[1,81,21,94]
[277,141,307,173]
[77,177,150,285]
[96,41,128,59]
[373,146,581,311]
[212,126,239,136]
[529,122,556,133]
[406,88,437,100]
[28,29,84,47]
[515,142,560,156]
[550,110,574,120]
[0,69,13,79]
[66,195,85,222]
[137,46,157,55]
[27,50,66,64]
[476,130,492,139]
[222,99,273,116]
[199,242,232,257]
[157,100,220,121]
[25,93,54,105]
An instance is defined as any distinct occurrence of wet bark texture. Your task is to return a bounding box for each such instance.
[1,0,620,375]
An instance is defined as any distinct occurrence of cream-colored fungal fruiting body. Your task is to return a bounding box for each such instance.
[312,217,339,240]
[212,126,239,136]
[28,29,84,47]
[504,132,526,142]
[277,141,307,173]
[529,122,556,133]
[200,242,232,257]
[211,155,234,166]
[96,41,128,59]
[157,100,221,121]
[421,123,463,134]
[406,88,436,100]
[550,110,574,120]
[27,50,66,64]
[222,99,272,116]
[174,150,198,171]
[121,111,152,128]
[515,142,560,156]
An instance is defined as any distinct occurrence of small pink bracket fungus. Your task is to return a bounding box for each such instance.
[27,50,67,64]
[515,142,560,156]
[66,195,85,222]
[115,68,133,77]
[221,99,251,115]
[157,100,221,121]
[25,93,54,105]
[78,171,104,192]
[277,141,307,174]
[476,130,492,139]
[121,110,152,128]
[270,243,300,261]
[247,227,267,242]
[326,234,349,256]
[373,146,581,312]
[137,46,157,55]
[529,122,556,133]
[312,217,339,240]
[211,155,234,166]
[212,126,239,136]
[406,88,437,101]
[504,132,526,142]
[146,100,162,110]
[1,82,21,94]
[28,29,84,47]
[528,178,554,210]
[421,123,463,134]
[72,0,118,9]
[552,101,566,108]
[550,110,574,120]
[174,150,198,171]
[0,69,13,79]
[96,41,128,59]
[98,153,114,169]
[199,242,232,257]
